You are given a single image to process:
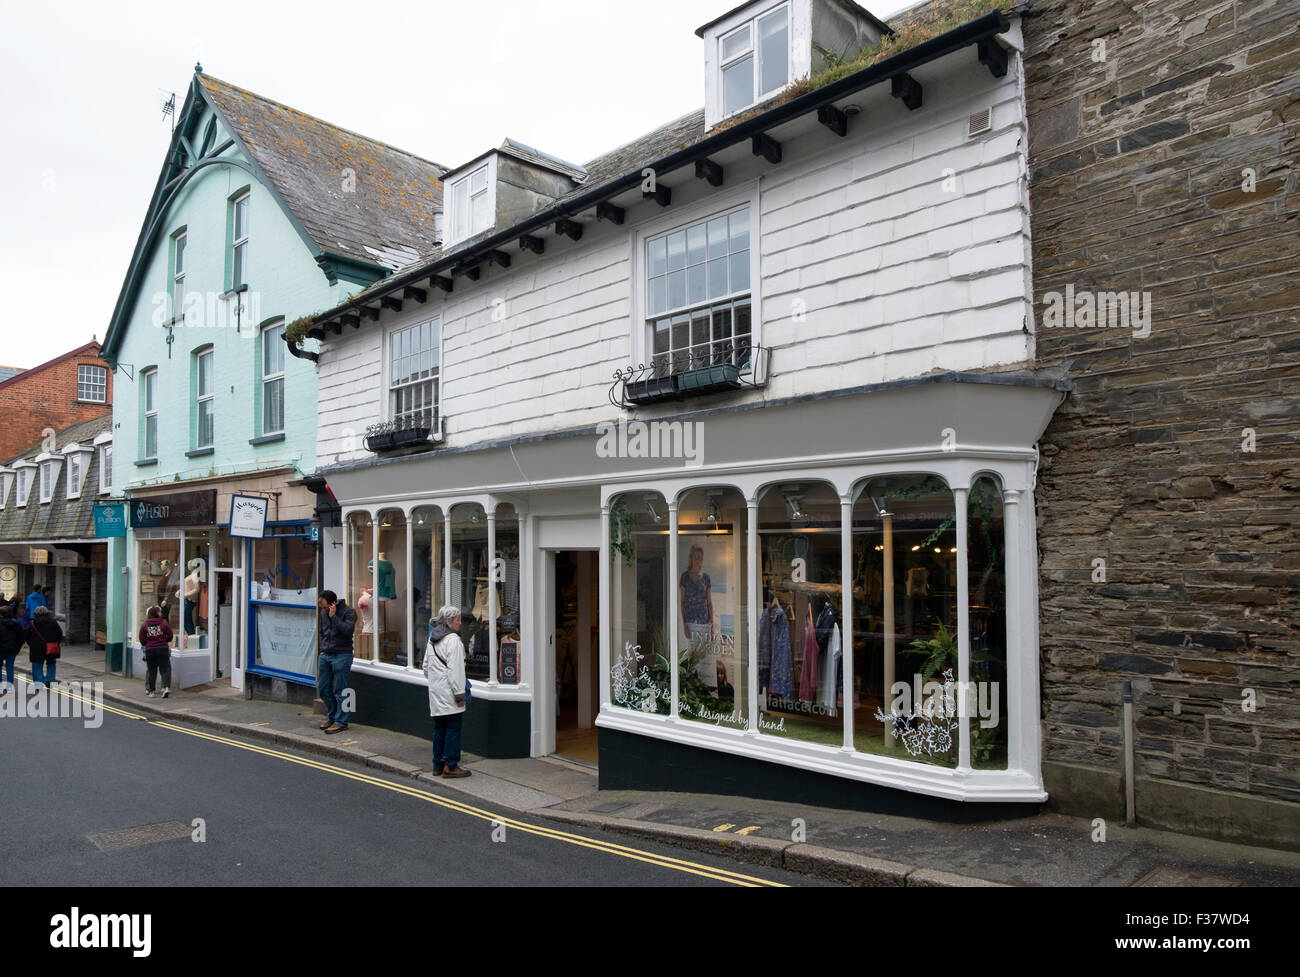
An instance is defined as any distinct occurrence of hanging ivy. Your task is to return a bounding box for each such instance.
[609,498,637,567]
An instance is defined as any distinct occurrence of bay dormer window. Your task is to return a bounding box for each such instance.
[721,5,789,117]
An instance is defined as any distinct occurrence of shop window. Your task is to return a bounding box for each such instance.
[250,534,319,677]
[372,509,408,665]
[411,506,445,669]
[967,474,1008,770]
[181,535,211,649]
[347,512,376,662]
[609,491,670,715]
[450,503,489,681]
[851,475,958,768]
[494,503,522,685]
[138,542,181,639]
[757,480,842,743]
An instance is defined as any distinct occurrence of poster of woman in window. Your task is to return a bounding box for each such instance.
[678,536,737,691]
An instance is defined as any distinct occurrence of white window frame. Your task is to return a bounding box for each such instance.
[172,231,187,322]
[35,454,62,505]
[195,347,214,449]
[718,1,790,118]
[63,445,92,500]
[260,321,285,436]
[386,316,442,435]
[232,191,250,287]
[632,182,762,370]
[142,368,158,461]
[95,431,113,495]
[14,463,34,507]
[444,156,497,248]
[77,364,108,403]
[0,468,11,509]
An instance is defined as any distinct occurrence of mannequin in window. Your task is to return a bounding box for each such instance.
[183,559,205,636]
[369,553,396,600]
[356,586,374,660]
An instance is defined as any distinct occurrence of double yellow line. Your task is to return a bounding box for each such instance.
[51,681,786,887]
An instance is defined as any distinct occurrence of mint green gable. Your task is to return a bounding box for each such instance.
[108,110,354,483]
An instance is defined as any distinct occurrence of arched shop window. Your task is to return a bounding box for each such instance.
[967,474,1008,770]
[494,503,522,684]
[373,509,407,665]
[673,486,749,729]
[608,491,670,715]
[411,506,445,669]
[756,480,842,744]
[851,474,958,768]
[450,503,489,681]
[347,512,375,662]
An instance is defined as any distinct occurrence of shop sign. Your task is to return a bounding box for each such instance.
[0,565,16,600]
[130,490,217,528]
[229,494,269,539]
[28,548,49,565]
[93,502,127,537]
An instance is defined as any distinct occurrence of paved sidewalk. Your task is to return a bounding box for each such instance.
[26,645,1300,887]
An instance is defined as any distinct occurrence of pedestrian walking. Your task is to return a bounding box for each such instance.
[24,584,46,622]
[0,605,23,692]
[424,605,470,778]
[25,605,62,690]
[139,605,174,698]
[317,590,355,733]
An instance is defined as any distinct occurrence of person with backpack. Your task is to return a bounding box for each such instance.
[25,605,63,690]
[0,605,23,692]
[138,605,174,698]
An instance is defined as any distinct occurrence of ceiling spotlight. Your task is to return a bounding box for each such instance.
[871,495,889,517]
[911,545,920,551]
[469,510,481,524]
[784,495,804,521]
[705,503,719,523]
[950,547,957,553]
[646,501,663,523]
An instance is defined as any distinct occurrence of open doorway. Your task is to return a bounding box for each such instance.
[552,550,599,765]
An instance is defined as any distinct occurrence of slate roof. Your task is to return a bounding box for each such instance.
[199,74,447,272]
[0,413,113,543]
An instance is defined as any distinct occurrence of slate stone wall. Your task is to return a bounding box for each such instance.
[1023,0,1300,837]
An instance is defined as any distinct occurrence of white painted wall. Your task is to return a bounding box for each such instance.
[316,35,1031,467]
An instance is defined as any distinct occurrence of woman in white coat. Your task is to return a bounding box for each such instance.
[424,605,471,777]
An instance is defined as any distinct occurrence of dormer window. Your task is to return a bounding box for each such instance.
[721,4,789,117]
[0,469,11,509]
[444,157,497,248]
[14,465,33,507]
[35,454,63,505]
[63,444,93,500]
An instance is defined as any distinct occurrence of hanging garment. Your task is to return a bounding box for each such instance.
[757,603,792,696]
[369,559,397,600]
[471,584,490,621]
[502,556,520,612]
[798,614,819,702]
[820,623,842,714]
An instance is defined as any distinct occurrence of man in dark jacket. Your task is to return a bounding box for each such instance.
[0,605,23,691]
[317,590,356,733]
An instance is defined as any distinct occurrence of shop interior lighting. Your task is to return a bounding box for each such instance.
[645,498,663,523]
[784,495,805,521]
[705,503,720,523]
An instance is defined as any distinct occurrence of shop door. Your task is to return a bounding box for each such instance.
[550,549,599,766]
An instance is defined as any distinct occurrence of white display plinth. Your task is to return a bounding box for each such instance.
[133,644,212,689]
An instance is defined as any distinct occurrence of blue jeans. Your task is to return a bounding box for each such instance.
[31,659,56,686]
[317,652,353,727]
[1,653,14,685]
[432,713,463,770]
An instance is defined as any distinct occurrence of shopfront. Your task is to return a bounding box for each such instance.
[322,376,1065,806]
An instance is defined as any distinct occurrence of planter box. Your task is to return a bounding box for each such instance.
[677,363,742,394]
[391,426,431,448]
[364,432,397,452]
[625,376,678,404]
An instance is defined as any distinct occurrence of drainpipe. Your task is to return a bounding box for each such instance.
[1122,679,1136,827]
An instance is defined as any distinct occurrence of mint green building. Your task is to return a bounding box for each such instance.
[99,68,443,695]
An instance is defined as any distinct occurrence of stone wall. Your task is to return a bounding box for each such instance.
[1023,0,1300,845]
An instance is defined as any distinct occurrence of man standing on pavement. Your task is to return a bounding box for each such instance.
[317,590,355,734]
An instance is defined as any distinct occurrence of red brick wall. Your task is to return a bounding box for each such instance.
[0,348,112,460]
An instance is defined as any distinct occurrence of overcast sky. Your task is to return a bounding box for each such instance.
[0,0,915,371]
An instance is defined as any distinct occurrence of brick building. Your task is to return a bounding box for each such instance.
[0,340,113,460]
[1021,0,1299,849]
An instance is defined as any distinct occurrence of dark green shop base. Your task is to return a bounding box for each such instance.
[105,642,124,672]
[246,670,531,759]
[598,728,1042,823]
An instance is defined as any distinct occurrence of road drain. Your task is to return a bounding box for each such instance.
[87,820,194,852]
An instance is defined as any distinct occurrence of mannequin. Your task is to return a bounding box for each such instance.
[356,586,374,659]
[183,558,205,636]
[369,553,396,600]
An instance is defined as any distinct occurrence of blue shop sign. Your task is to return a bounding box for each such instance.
[93,503,127,538]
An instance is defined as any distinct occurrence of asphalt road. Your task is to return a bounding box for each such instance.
[0,683,825,887]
